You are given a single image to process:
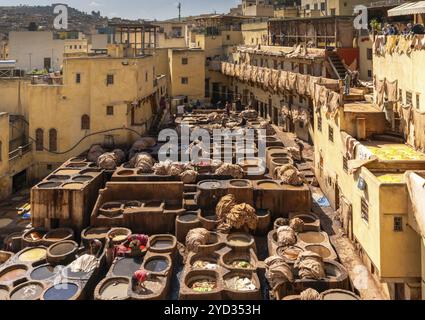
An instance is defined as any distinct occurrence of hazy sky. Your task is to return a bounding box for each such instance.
[0,0,241,20]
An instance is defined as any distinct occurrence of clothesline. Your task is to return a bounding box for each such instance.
[220,61,342,117]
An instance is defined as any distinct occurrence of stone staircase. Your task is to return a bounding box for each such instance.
[327,51,347,80]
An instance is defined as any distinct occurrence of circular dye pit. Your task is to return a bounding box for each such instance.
[117,170,134,176]
[272,158,292,165]
[305,245,332,259]
[84,227,110,240]
[257,181,281,190]
[150,239,173,250]
[0,265,27,282]
[100,279,129,300]
[10,282,44,300]
[270,153,288,159]
[277,246,303,262]
[79,169,101,176]
[47,175,70,182]
[43,283,79,300]
[72,175,92,182]
[297,232,325,244]
[199,181,221,189]
[256,209,269,217]
[66,163,86,168]
[189,277,217,293]
[192,260,218,270]
[30,265,58,280]
[19,248,47,263]
[62,182,84,190]
[69,157,86,163]
[227,234,253,247]
[229,260,252,269]
[112,258,142,277]
[44,229,73,242]
[37,182,61,189]
[144,257,169,272]
[133,278,163,295]
[322,290,359,300]
[54,169,80,176]
[178,214,198,222]
[0,218,13,229]
[201,213,217,221]
[229,180,250,187]
[295,214,316,224]
[124,201,142,209]
[48,242,77,256]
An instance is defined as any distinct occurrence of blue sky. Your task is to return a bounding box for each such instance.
[0,0,240,20]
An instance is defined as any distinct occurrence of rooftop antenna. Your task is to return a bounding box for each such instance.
[177,2,181,22]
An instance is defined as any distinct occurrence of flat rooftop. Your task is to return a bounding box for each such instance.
[343,103,382,113]
[363,141,425,161]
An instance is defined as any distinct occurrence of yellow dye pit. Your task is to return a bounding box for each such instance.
[19,248,47,262]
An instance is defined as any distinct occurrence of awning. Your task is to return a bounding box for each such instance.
[388,1,425,17]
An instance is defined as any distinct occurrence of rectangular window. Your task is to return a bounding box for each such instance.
[106,74,114,85]
[367,48,373,60]
[328,125,334,142]
[406,91,412,105]
[320,2,326,11]
[182,57,188,65]
[361,198,369,223]
[343,156,348,173]
[76,73,81,84]
[318,116,322,132]
[399,89,403,102]
[394,217,403,232]
[106,106,114,115]
[226,35,230,40]
[416,93,420,110]
[273,60,278,69]
[367,70,372,78]
[181,77,189,85]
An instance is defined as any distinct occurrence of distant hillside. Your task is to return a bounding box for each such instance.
[0,5,109,35]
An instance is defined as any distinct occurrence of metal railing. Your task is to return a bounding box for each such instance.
[9,143,32,161]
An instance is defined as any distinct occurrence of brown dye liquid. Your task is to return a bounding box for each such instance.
[49,243,75,255]
[45,230,70,241]
[101,281,129,300]
[323,292,358,300]
[258,182,280,189]
[0,268,27,282]
[55,169,80,176]
[62,183,83,190]
[144,258,169,272]
[280,247,302,261]
[297,232,325,243]
[178,214,198,222]
[85,227,109,239]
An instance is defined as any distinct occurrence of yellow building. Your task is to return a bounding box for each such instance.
[168,48,205,100]
[241,20,268,46]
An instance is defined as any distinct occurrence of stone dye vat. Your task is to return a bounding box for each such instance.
[180,231,262,300]
[148,235,177,256]
[175,211,201,243]
[90,182,184,234]
[320,289,360,300]
[47,241,79,266]
[42,228,75,246]
[296,231,337,261]
[107,228,132,245]
[9,281,44,300]
[288,212,321,232]
[227,179,254,205]
[30,264,60,281]
[21,228,46,248]
[195,180,227,209]
[198,210,219,231]
[81,226,111,245]
[41,282,82,300]
[276,246,304,264]
[0,265,28,285]
[95,277,130,300]
[272,260,350,299]
[18,247,47,264]
[31,160,104,233]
